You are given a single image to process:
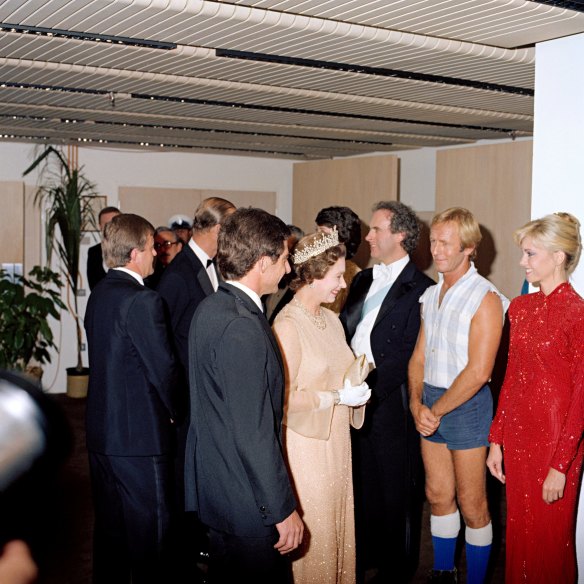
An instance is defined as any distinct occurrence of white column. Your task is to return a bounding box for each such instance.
[532,33,584,582]
[532,33,584,294]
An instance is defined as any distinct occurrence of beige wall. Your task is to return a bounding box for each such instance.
[436,141,532,299]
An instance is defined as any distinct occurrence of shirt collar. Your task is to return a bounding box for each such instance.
[372,254,409,281]
[226,281,264,312]
[113,267,144,286]
[437,261,476,284]
[189,238,212,268]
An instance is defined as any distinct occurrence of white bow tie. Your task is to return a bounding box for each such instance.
[372,263,392,281]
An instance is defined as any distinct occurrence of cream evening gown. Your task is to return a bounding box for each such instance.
[273,302,363,584]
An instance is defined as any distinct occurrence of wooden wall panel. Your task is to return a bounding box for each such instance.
[0,181,24,264]
[199,189,276,214]
[119,187,276,229]
[119,187,202,229]
[292,155,399,268]
[24,184,42,273]
[436,141,532,299]
[292,155,398,233]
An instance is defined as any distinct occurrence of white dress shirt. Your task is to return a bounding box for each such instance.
[189,239,218,291]
[350,255,409,366]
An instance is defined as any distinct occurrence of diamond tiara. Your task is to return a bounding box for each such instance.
[292,227,340,265]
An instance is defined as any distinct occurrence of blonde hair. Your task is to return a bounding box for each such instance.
[431,207,482,259]
[514,212,582,274]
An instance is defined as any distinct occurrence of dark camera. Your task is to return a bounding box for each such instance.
[0,370,72,549]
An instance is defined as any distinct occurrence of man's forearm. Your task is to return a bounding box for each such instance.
[431,367,490,418]
[407,363,424,409]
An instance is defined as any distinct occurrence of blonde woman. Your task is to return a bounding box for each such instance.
[488,213,584,583]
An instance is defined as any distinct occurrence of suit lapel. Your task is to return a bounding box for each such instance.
[344,269,373,339]
[373,261,417,328]
[258,309,284,371]
[196,268,214,296]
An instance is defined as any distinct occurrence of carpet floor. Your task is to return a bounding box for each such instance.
[29,394,506,584]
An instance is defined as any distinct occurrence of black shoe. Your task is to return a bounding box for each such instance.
[427,568,457,583]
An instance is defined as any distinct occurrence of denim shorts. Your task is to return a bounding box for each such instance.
[422,382,492,450]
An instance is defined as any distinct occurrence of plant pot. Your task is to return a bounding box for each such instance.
[66,367,90,398]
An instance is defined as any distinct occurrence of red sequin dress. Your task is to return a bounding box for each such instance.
[489,283,584,583]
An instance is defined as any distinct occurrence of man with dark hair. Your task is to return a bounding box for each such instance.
[86,206,120,291]
[316,205,363,313]
[185,207,303,584]
[340,201,434,583]
[315,205,362,260]
[84,213,179,584]
[156,196,235,581]
[264,224,305,324]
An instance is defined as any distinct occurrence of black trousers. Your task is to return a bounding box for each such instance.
[207,527,292,584]
[88,452,175,584]
[352,385,425,583]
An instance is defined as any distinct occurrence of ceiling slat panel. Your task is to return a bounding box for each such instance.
[0,0,581,158]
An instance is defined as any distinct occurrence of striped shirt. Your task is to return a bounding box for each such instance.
[420,263,509,388]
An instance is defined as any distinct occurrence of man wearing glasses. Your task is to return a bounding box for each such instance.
[145,227,183,289]
[155,227,183,266]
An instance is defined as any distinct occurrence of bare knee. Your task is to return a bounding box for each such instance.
[458,493,489,528]
[425,482,457,516]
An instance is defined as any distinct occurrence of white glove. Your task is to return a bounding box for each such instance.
[336,379,371,407]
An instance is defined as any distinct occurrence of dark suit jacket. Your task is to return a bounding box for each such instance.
[184,283,297,537]
[341,261,434,401]
[84,269,179,456]
[156,245,214,375]
[87,242,106,291]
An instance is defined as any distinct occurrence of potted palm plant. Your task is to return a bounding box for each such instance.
[23,146,99,397]
[0,266,65,379]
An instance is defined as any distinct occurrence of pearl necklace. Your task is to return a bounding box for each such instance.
[292,297,327,330]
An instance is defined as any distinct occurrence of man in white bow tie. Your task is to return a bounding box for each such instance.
[341,201,434,584]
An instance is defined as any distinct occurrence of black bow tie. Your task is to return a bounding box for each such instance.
[206,258,215,268]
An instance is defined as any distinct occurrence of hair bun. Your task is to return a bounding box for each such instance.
[554,212,580,229]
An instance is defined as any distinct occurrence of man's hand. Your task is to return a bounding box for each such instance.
[542,467,566,504]
[274,510,304,554]
[411,402,440,436]
[486,443,506,484]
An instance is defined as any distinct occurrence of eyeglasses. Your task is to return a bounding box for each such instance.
[154,241,179,251]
